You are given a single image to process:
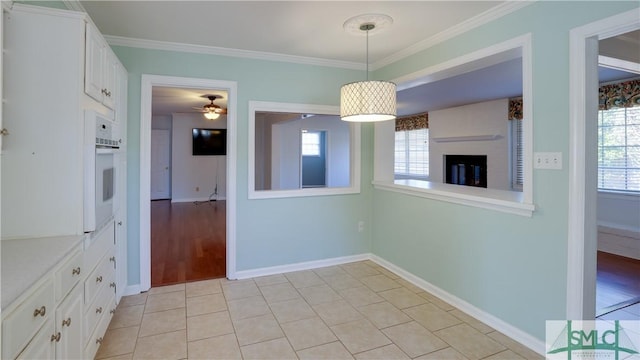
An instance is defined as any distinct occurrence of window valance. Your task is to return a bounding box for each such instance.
[508,97,523,120]
[599,79,640,110]
[395,113,428,131]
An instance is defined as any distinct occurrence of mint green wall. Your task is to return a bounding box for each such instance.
[108,0,637,344]
[110,47,374,283]
[372,1,638,342]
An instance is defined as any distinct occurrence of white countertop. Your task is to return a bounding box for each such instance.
[2,235,84,309]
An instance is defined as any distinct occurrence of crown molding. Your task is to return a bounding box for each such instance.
[105,35,364,70]
[103,1,534,71]
[372,1,536,70]
[62,0,86,12]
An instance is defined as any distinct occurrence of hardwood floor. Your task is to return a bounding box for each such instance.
[596,251,640,319]
[151,199,226,287]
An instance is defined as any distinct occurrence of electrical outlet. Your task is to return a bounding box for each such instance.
[358,221,364,233]
[534,152,562,170]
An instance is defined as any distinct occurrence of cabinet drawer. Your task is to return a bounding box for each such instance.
[2,280,55,359]
[84,271,115,340]
[84,249,115,309]
[84,291,115,360]
[54,248,82,302]
[83,222,114,273]
[15,317,55,360]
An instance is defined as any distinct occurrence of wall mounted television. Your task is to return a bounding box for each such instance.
[192,128,227,156]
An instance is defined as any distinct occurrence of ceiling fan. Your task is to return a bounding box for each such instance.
[194,95,227,119]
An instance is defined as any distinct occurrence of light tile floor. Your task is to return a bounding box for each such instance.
[95,261,543,360]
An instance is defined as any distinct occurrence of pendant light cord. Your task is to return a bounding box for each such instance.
[365,26,369,81]
[360,23,374,81]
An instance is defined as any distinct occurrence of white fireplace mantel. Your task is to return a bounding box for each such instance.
[431,134,502,142]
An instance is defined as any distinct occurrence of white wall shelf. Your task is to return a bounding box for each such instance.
[431,134,501,142]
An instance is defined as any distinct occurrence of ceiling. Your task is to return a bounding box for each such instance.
[78,1,640,117]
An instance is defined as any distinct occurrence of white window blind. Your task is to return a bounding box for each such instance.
[394,128,429,179]
[302,131,321,156]
[598,107,640,192]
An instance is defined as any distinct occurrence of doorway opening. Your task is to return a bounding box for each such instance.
[140,75,238,293]
[594,30,640,319]
[301,129,327,188]
[149,87,229,286]
[567,9,639,320]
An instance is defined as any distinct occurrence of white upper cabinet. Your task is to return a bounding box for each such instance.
[85,22,116,110]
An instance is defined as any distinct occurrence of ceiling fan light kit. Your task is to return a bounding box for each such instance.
[199,95,227,120]
[204,111,220,120]
[340,14,397,123]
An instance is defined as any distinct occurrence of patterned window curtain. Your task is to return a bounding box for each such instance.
[508,97,523,120]
[395,113,428,131]
[599,79,640,110]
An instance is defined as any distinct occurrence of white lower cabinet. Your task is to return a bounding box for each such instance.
[82,222,117,359]
[3,244,84,360]
[16,318,55,360]
[2,223,118,359]
[54,286,84,359]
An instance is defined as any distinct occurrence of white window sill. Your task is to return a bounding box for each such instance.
[249,186,360,200]
[597,190,640,200]
[372,179,535,217]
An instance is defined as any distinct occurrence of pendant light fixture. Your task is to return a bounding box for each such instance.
[341,14,396,122]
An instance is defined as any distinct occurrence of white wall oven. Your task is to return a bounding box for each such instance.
[84,110,120,233]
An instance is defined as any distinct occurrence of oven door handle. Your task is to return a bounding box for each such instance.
[96,147,119,154]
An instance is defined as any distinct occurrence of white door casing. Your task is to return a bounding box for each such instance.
[567,8,640,320]
[140,75,238,292]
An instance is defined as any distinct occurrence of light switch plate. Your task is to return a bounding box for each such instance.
[534,152,562,170]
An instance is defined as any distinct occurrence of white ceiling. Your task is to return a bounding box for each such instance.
[78,1,639,117]
[81,1,503,65]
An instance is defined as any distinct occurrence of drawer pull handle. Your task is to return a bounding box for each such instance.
[110,309,116,315]
[50,332,61,342]
[72,267,81,275]
[62,318,71,327]
[96,275,103,283]
[96,307,103,314]
[96,337,103,345]
[33,306,46,317]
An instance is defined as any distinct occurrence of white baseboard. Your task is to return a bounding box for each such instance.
[368,254,546,356]
[598,225,640,260]
[124,252,543,355]
[233,252,543,355]
[171,196,227,203]
[123,284,142,296]
[234,253,371,279]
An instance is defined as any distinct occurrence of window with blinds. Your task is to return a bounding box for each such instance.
[597,107,640,192]
[394,128,429,180]
[511,119,524,191]
[302,131,321,156]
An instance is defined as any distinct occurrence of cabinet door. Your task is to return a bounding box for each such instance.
[16,318,55,360]
[55,286,83,360]
[115,211,127,302]
[85,23,105,103]
[101,51,117,110]
[114,62,128,127]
